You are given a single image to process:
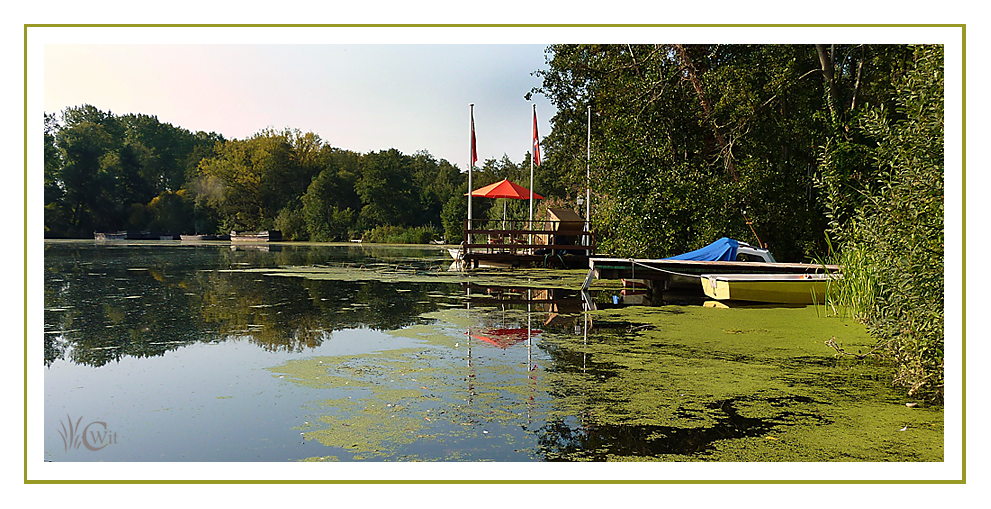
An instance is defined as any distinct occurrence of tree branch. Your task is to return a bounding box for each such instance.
[673,44,739,182]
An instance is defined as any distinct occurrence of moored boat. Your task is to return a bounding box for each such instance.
[180,234,231,241]
[230,230,282,242]
[701,273,841,305]
[94,231,126,240]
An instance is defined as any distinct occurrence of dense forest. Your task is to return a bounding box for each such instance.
[43,106,538,243]
[44,43,944,399]
[532,43,944,399]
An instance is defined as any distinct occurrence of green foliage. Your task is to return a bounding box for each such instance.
[822,45,944,400]
[536,44,833,261]
[44,105,223,237]
[275,200,309,241]
[44,105,468,240]
[440,194,467,243]
[361,225,439,244]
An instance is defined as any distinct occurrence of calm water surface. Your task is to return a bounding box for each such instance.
[43,240,943,462]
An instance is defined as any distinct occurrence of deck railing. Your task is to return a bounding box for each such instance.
[460,218,596,257]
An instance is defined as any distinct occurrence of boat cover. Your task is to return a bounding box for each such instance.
[665,237,739,261]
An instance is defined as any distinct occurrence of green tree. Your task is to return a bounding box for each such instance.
[355,149,417,230]
[301,159,359,242]
[534,44,881,261]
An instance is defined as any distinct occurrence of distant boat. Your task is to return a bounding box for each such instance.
[180,234,231,241]
[94,231,126,240]
[230,230,282,242]
[94,231,178,240]
[701,273,841,305]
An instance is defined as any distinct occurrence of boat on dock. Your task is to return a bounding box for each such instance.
[581,238,839,293]
[230,230,282,242]
[701,273,841,305]
[583,256,838,291]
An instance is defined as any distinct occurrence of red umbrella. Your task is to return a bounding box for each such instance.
[467,179,544,200]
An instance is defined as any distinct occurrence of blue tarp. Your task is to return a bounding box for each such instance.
[665,237,739,261]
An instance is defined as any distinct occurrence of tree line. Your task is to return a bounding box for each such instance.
[44,104,535,242]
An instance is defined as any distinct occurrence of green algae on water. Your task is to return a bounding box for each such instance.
[533,304,943,461]
[270,299,942,462]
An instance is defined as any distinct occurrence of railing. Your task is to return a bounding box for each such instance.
[460,218,596,257]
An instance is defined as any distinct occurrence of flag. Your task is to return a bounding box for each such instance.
[471,110,478,166]
[532,108,541,166]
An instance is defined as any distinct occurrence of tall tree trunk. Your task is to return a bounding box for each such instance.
[673,44,738,182]
[816,44,842,126]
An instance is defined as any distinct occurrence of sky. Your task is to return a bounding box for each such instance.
[44,43,556,168]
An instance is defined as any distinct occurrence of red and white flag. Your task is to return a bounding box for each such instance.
[471,109,478,166]
[532,108,541,166]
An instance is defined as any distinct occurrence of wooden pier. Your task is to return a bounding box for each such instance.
[455,209,596,269]
[582,257,840,291]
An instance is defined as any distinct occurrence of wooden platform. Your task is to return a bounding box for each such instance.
[583,257,840,291]
[456,217,595,269]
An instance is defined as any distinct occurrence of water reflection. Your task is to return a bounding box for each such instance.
[43,241,943,462]
[44,241,455,366]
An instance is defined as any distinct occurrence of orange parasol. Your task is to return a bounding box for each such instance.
[467,179,544,200]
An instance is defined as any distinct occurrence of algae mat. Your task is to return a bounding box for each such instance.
[269,304,943,462]
[227,265,610,290]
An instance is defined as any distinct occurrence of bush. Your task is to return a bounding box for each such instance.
[275,205,308,241]
[362,225,439,244]
[823,45,944,400]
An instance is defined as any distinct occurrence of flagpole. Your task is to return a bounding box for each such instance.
[586,105,591,245]
[529,104,537,244]
[468,104,474,238]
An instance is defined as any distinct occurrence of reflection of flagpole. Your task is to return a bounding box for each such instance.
[466,285,474,407]
[527,289,532,372]
[527,288,534,426]
[466,285,472,369]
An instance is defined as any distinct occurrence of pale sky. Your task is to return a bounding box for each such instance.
[44,44,556,167]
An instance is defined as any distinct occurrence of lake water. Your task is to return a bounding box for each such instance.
[43,240,943,462]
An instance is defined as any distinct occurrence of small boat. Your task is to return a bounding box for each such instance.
[701,273,841,305]
[180,234,231,241]
[230,230,282,242]
[94,231,126,240]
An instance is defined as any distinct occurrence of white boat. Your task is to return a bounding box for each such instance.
[230,230,282,242]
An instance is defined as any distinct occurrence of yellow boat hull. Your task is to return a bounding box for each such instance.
[701,273,840,305]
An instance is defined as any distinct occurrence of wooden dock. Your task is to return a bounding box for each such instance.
[582,257,840,291]
[455,212,595,269]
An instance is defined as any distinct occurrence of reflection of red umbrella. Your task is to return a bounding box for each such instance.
[467,179,544,200]
[472,327,542,349]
